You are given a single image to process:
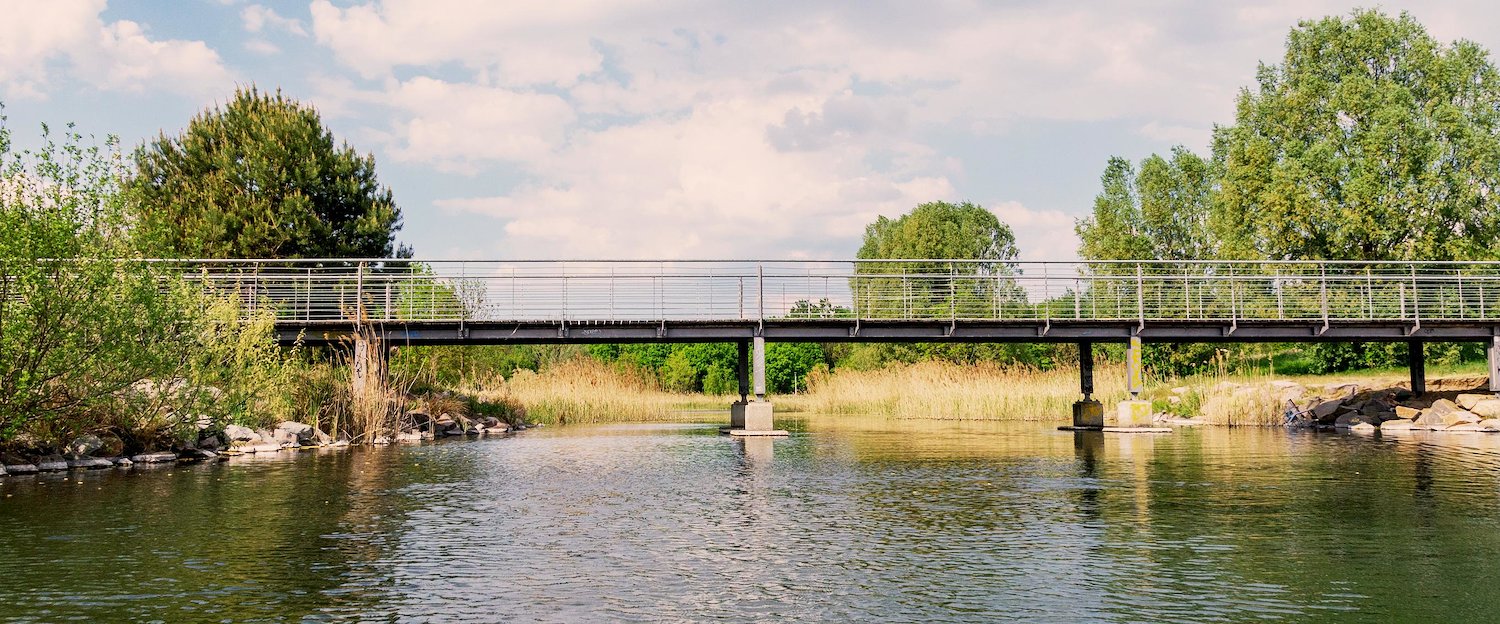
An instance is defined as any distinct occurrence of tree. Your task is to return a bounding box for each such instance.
[854,201,1021,318]
[1077,148,1216,261]
[1212,9,1500,261]
[129,87,408,259]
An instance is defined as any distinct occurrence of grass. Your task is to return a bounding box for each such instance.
[796,360,1128,420]
[452,358,727,425]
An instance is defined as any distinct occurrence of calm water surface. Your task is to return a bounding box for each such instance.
[2,418,1500,622]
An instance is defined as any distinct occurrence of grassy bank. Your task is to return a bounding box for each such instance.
[799,360,1128,420]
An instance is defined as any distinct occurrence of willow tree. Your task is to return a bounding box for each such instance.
[128,87,408,259]
[1213,9,1500,261]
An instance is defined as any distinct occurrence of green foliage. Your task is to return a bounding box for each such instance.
[855,201,1025,318]
[858,201,1018,261]
[129,87,409,259]
[0,112,307,449]
[1077,148,1216,261]
[1214,9,1500,261]
[659,350,698,392]
[702,364,737,395]
[765,342,825,393]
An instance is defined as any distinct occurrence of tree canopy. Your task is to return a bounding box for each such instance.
[857,201,1017,262]
[1080,9,1500,263]
[128,87,408,259]
[1215,9,1500,261]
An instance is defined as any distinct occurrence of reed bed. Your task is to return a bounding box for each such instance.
[455,359,721,425]
[800,360,1128,420]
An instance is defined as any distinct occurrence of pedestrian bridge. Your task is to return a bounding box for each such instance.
[186,258,1500,424]
[189,258,1500,345]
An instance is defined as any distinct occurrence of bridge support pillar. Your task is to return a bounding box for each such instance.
[1490,337,1500,393]
[727,336,784,436]
[1072,342,1103,428]
[1408,341,1426,397]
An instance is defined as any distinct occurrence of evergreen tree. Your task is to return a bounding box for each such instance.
[129,87,408,259]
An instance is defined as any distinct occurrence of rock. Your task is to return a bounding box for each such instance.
[1167,395,1182,405]
[1334,413,1370,429]
[197,435,222,451]
[131,452,178,464]
[1351,422,1377,433]
[1470,399,1500,419]
[1413,410,1450,430]
[420,430,436,441]
[1446,422,1492,432]
[1458,393,1493,410]
[1427,399,1461,417]
[63,435,104,460]
[1324,383,1360,397]
[276,421,316,445]
[113,457,133,467]
[244,443,282,454]
[395,431,422,443]
[371,435,392,445]
[0,464,5,477]
[1395,406,1421,420]
[1381,419,1415,431]
[1442,409,1481,427]
[1310,399,1344,421]
[314,428,333,446]
[224,424,257,442]
[36,458,69,472]
[5,464,38,474]
[1482,419,1500,430]
[330,439,351,448]
[180,448,219,461]
[67,458,114,469]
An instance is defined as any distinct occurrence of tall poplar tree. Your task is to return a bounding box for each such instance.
[129,87,408,259]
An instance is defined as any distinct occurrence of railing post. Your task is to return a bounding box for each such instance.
[1136,263,1144,330]
[949,261,957,322]
[1319,263,1328,326]
[1073,275,1081,320]
[1411,265,1420,325]
[757,262,764,324]
[356,261,366,320]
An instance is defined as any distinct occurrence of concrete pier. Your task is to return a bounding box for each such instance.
[1409,340,1426,396]
[1071,342,1103,428]
[726,336,786,436]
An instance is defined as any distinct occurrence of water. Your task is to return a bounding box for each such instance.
[3,418,1500,622]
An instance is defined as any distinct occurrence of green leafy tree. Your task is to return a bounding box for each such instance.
[1213,9,1500,261]
[855,201,1022,318]
[129,87,409,259]
[1077,148,1216,262]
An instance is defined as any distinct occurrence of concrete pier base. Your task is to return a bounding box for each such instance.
[1114,400,1153,428]
[1072,399,1104,429]
[723,401,787,436]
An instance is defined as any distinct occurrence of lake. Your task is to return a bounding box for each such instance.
[1,417,1498,622]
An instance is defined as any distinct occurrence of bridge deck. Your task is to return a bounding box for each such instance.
[165,258,1500,345]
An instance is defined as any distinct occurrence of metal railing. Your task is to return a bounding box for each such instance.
[173,259,1500,325]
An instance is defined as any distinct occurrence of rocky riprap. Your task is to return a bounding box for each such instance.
[1159,377,1500,433]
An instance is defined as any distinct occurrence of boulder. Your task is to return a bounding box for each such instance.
[276,421,316,445]
[4,464,38,474]
[1310,399,1344,421]
[1324,383,1361,398]
[1413,410,1450,430]
[1395,406,1422,420]
[1170,386,1191,395]
[1381,419,1416,431]
[224,424,257,442]
[37,456,69,472]
[1482,419,1500,430]
[1470,399,1500,419]
[63,435,103,460]
[197,435,222,452]
[1442,409,1481,427]
[180,449,219,461]
[113,457,133,467]
[246,443,282,454]
[371,435,392,445]
[1334,413,1372,429]
[395,431,422,443]
[314,428,333,446]
[67,458,114,469]
[1350,422,1378,433]
[131,452,178,464]
[1427,399,1461,417]
[1458,393,1493,410]
[1446,422,1493,432]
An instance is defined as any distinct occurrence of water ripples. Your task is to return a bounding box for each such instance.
[4,420,1500,621]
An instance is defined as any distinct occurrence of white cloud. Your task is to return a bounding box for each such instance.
[989,201,1079,263]
[244,39,280,55]
[0,0,231,99]
[242,5,306,36]
[363,77,577,173]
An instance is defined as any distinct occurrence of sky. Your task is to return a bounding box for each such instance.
[2,1,1498,261]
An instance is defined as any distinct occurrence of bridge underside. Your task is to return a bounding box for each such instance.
[280,319,1500,346]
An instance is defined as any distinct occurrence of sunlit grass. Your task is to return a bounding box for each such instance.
[797,360,1127,420]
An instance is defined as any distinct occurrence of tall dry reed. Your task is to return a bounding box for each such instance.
[456,358,716,425]
[800,360,1127,420]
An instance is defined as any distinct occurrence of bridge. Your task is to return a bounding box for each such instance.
[187,258,1500,432]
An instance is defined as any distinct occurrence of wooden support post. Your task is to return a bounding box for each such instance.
[1408,341,1426,397]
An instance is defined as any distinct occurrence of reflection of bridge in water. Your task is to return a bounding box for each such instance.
[188,258,1500,431]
